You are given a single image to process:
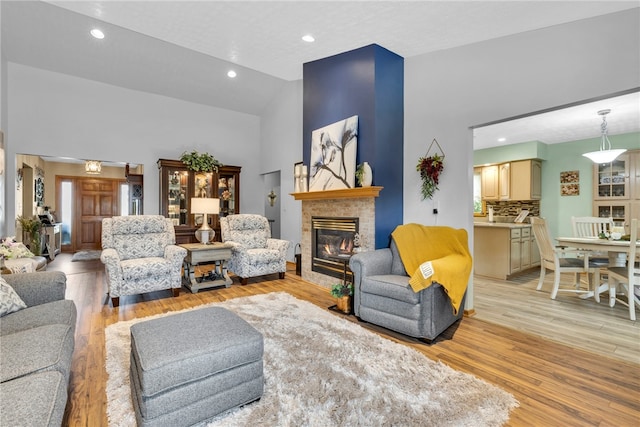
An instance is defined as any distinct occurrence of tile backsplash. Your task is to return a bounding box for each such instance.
[486,200,540,217]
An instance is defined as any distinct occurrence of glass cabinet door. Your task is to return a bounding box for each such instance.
[594,155,629,199]
[218,172,237,217]
[594,201,629,227]
[167,169,189,226]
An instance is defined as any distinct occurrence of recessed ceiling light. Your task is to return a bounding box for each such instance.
[302,34,315,43]
[497,137,506,142]
[90,29,105,39]
[227,70,237,78]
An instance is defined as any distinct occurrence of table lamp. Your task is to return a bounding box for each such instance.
[191,197,220,244]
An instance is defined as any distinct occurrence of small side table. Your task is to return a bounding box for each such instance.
[179,242,233,293]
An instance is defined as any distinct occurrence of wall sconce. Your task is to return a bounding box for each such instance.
[267,190,277,206]
[16,168,23,190]
[85,160,102,175]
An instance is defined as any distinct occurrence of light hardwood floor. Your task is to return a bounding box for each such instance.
[474,270,640,364]
[47,254,639,426]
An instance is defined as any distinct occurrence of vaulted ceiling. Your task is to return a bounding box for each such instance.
[2,1,639,148]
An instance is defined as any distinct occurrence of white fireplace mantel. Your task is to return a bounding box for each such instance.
[291,186,382,201]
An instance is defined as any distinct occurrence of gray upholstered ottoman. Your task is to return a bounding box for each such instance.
[130,307,264,427]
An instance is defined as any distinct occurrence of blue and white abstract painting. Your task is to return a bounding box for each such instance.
[309,115,358,191]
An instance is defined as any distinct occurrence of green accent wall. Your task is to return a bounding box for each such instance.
[474,132,640,239]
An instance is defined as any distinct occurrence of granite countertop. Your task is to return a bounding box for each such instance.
[474,222,532,229]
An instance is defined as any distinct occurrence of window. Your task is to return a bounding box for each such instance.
[60,180,73,245]
[473,168,485,215]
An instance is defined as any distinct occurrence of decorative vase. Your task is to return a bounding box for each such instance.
[336,296,352,314]
[301,165,309,192]
[361,162,372,187]
[294,167,301,193]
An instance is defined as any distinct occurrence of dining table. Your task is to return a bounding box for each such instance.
[555,236,639,300]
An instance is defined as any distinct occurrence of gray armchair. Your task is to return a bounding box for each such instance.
[220,214,289,285]
[349,239,465,342]
[101,215,187,307]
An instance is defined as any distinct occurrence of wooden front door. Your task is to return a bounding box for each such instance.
[75,178,119,251]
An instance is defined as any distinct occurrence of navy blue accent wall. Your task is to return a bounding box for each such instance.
[303,44,404,248]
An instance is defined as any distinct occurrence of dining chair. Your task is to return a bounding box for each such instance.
[531,217,601,300]
[571,216,615,301]
[571,216,615,239]
[605,218,640,320]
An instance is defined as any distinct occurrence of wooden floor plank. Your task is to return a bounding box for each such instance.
[53,254,639,426]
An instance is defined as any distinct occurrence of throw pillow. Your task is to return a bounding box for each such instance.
[0,276,27,316]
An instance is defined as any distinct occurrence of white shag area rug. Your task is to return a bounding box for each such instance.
[105,292,518,426]
[71,250,102,262]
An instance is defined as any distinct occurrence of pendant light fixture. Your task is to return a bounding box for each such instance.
[85,160,102,174]
[582,109,627,164]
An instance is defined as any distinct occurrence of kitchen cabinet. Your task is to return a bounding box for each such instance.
[510,227,534,273]
[481,165,499,200]
[593,201,629,227]
[592,149,639,230]
[594,154,629,199]
[530,235,541,267]
[480,160,541,202]
[474,223,538,280]
[158,159,241,244]
[499,163,510,200]
[510,160,542,200]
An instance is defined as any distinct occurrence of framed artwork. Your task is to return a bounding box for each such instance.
[561,183,579,196]
[560,170,579,183]
[309,115,358,191]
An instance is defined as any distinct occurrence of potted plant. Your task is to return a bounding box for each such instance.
[16,216,42,256]
[331,282,354,314]
[180,150,222,173]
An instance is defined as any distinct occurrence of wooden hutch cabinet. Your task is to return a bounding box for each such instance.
[157,159,241,244]
[592,149,639,230]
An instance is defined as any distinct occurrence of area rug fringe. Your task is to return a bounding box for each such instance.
[105,292,518,426]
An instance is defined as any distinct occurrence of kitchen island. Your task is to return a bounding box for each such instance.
[474,222,541,280]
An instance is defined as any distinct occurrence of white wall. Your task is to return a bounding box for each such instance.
[259,80,303,261]
[5,63,263,235]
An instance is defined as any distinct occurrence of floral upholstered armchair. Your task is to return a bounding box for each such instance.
[100,215,187,307]
[220,214,289,285]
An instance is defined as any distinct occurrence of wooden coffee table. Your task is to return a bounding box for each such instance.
[179,242,233,293]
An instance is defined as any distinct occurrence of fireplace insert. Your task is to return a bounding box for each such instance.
[311,216,358,281]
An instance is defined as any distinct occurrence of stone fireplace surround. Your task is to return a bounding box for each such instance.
[293,187,382,288]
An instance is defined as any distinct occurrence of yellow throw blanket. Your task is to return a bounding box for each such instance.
[391,224,472,314]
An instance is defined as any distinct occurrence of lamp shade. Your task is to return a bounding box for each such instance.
[190,198,220,214]
[582,149,627,164]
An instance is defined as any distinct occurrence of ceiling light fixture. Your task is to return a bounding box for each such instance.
[302,34,315,43]
[227,70,237,78]
[85,160,102,175]
[497,137,506,142]
[90,29,105,39]
[582,109,627,164]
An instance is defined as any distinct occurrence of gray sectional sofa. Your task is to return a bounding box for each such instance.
[0,271,77,426]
